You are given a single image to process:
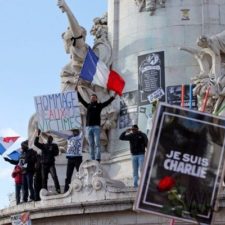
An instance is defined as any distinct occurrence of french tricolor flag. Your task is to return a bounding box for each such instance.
[7,149,21,161]
[80,47,125,96]
[0,136,19,155]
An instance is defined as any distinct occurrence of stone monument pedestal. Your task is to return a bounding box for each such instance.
[1,172,225,225]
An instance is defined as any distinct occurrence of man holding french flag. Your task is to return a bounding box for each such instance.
[77,47,125,162]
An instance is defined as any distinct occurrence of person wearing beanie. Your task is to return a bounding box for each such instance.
[21,140,28,148]
[119,124,148,188]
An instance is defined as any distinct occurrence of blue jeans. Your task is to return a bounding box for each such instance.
[132,154,145,188]
[15,184,22,204]
[87,126,101,160]
[22,173,35,202]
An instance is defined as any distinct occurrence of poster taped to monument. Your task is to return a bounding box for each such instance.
[118,90,138,129]
[167,84,197,109]
[138,51,165,105]
[34,91,81,132]
[11,212,31,225]
[134,103,225,225]
[147,87,165,103]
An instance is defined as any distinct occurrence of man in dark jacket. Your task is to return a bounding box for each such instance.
[78,92,116,162]
[34,130,61,194]
[119,125,148,188]
[4,140,36,202]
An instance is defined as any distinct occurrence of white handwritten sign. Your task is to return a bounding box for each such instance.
[147,87,164,103]
[34,91,81,132]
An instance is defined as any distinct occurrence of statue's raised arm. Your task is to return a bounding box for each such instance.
[57,0,86,49]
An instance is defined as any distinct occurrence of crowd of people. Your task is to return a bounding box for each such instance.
[5,126,85,204]
[4,90,149,205]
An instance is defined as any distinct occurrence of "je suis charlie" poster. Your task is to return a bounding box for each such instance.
[134,103,225,225]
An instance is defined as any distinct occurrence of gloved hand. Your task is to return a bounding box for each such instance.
[4,157,10,162]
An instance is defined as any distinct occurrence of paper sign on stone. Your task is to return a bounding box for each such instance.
[34,91,81,132]
[147,87,165,103]
[134,103,225,225]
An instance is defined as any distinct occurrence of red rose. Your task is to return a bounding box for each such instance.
[157,176,176,192]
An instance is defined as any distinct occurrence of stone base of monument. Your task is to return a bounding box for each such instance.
[7,151,134,207]
[47,151,135,192]
[1,158,225,225]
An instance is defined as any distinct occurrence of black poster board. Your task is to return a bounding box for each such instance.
[118,90,138,129]
[134,103,225,225]
[138,51,165,105]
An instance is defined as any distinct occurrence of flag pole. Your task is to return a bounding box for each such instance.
[189,83,192,109]
[181,84,185,107]
[200,86,210,112]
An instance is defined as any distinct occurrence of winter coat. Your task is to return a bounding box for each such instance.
[6,149,37,174]
[34,137,59,165]
[12,165,22,185]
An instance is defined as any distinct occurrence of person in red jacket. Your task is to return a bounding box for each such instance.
[12,164,23,205]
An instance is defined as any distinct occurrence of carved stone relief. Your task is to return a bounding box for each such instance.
[180,30,225,115]
[40,160,126,201]
[134,0,166,15]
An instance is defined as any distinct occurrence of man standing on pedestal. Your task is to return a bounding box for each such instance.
[34,130,61,194]
[119,125,148,188]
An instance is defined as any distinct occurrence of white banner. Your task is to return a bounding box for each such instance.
[34,91,81,132]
